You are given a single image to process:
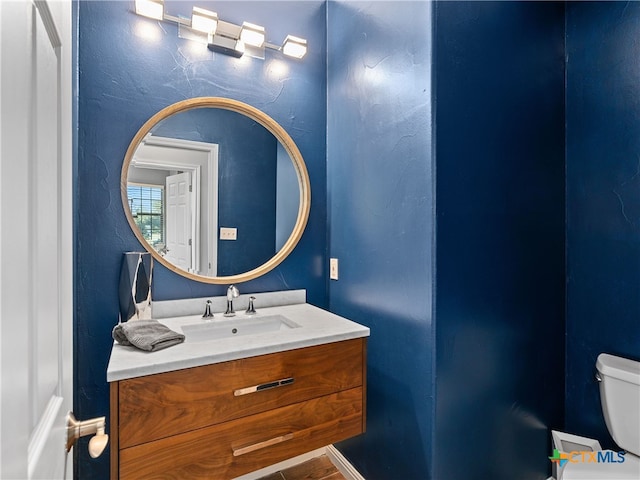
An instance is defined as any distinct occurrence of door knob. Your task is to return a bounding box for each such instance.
[65,412,109,458]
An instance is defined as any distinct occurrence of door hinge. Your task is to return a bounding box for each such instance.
[188,238,192,246]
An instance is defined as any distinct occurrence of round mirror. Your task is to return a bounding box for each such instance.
[121,97,311,284]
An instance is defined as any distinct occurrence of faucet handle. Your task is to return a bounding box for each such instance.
[227,285,239,299]
[245,296,256,315]
[202,299,214,318]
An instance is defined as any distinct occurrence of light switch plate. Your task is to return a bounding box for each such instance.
[220,227,237,240]
[330,258,339,280]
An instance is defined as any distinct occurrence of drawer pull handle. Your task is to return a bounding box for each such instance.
[233,433,294,456]
[234,377,294,396]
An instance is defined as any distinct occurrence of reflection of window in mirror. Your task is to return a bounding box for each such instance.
[127,184,165,253]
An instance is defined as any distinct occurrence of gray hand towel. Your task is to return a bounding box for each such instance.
[112,319,185,352]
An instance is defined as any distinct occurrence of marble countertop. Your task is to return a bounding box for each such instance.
[106,302,370,382]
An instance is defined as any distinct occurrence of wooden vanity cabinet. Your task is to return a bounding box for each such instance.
[109,338,367,479]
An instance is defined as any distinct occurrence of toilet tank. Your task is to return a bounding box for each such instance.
[596,353,640,456]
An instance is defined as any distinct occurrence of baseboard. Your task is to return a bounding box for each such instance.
[326,445,366,480]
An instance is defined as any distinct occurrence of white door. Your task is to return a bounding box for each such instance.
[165,172,193,272]
[1,0,74,478]
[134,138,218,276]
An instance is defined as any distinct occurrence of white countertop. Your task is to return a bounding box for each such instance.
[106,303,370,382]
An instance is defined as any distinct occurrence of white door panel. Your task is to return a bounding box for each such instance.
[1,0,73,478]
[166,172,192,271]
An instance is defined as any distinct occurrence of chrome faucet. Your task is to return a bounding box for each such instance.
[202,299,214,319]
[245,296,256,315]
[224,285,240,317]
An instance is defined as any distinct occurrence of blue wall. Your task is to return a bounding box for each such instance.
[434,2,566,479]
[566,1,640,449]
[76,2,640,479]
[329,2,567,479]
[76,2,326,477]
[327,2,435,478]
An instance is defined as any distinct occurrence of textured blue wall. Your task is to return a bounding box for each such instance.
[434,3,565,479]
[77,2,640,479]
[327,2,435,479]
[76,2,326,478]
[566,2,640,449]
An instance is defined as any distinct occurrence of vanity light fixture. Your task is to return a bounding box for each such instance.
[240,22,265,48]
[281,35,308,59]
[191,6,218,35]
[207,20,245,58]
[133,0,307,59]
[135,0,164,20]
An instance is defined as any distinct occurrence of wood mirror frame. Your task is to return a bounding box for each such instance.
[121,97,311,284]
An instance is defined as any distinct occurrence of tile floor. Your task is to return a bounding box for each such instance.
[257,455,347,480]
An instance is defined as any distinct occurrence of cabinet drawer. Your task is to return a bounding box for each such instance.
[119,387,364,480]
[118,338,365,448]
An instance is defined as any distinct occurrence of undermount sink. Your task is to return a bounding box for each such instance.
[181,314,301,342]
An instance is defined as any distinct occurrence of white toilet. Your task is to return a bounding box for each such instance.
[562,353,640,479]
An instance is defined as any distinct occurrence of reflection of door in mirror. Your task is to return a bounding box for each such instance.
[128,136,219,276]
[165,171,192,272]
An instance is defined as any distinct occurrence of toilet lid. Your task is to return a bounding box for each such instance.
[561,451,640,479]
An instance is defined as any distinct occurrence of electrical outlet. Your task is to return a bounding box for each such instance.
[220,227,237,240]
[330,258,339,280]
